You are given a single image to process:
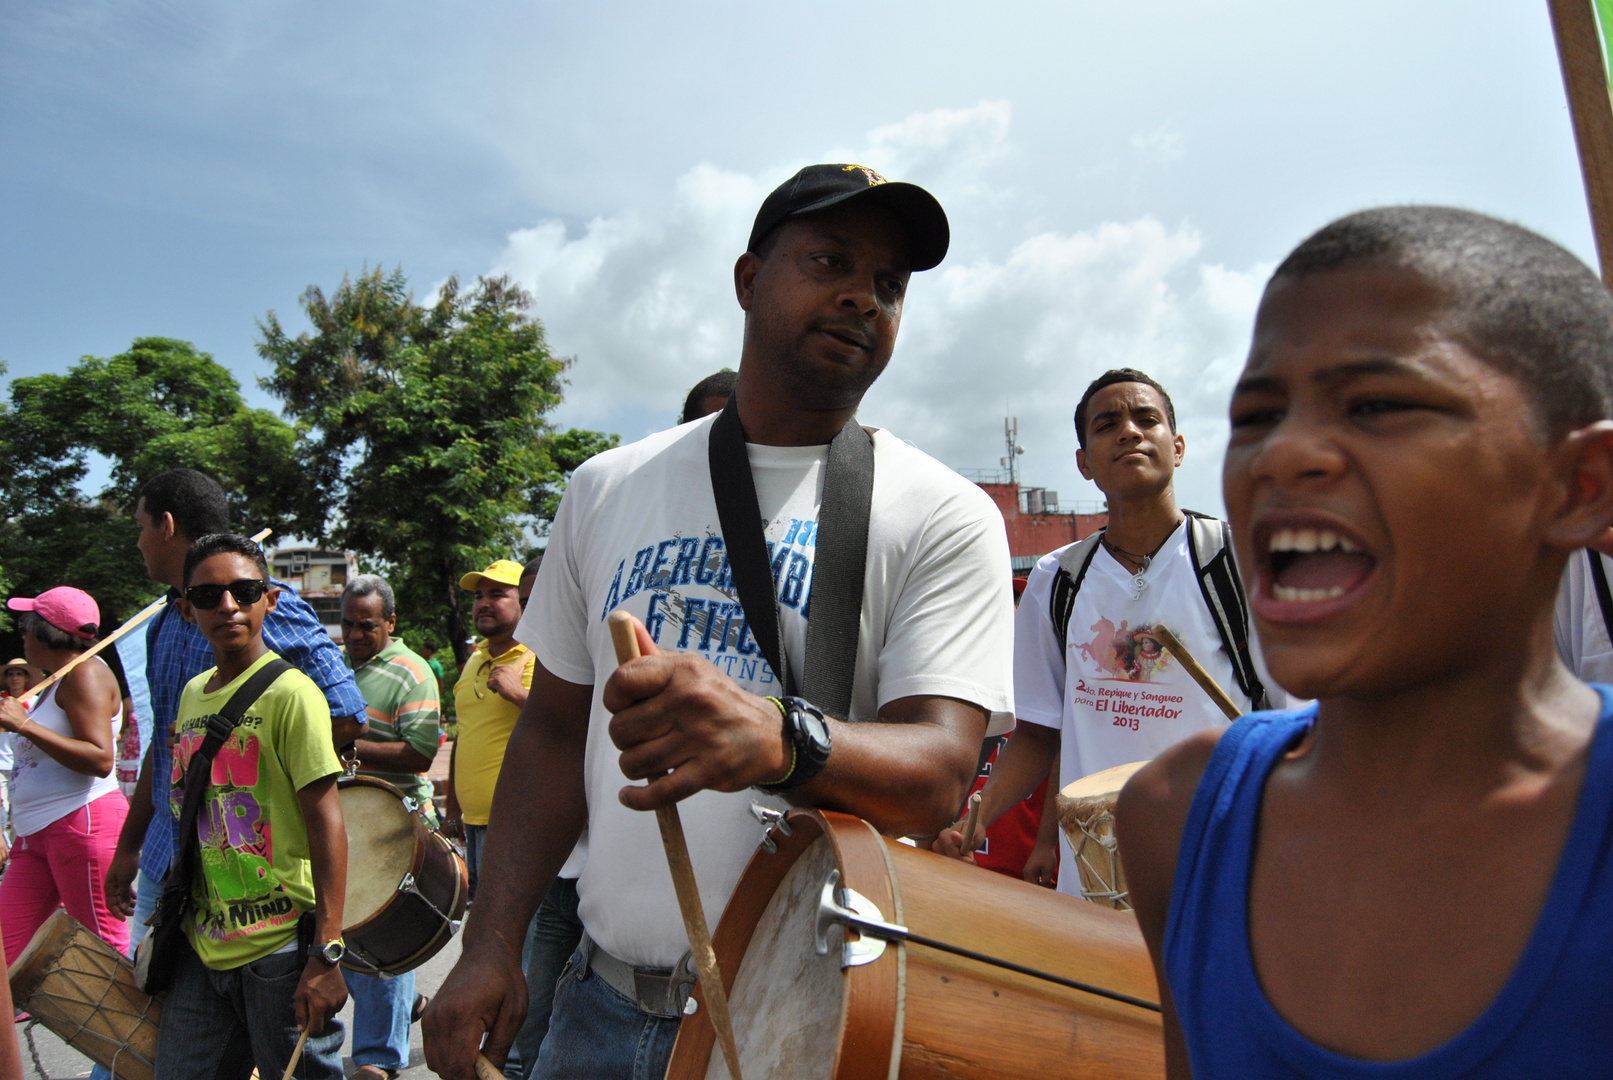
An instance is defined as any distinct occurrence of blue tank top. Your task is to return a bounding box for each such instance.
[1165,696,1613,1079]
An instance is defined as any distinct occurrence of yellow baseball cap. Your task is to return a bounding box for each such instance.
[459,559,525,591]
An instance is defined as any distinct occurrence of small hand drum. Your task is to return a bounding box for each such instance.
[9,910,161,1080]
[1056,761,1149,911]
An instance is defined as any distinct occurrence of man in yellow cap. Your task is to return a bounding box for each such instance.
[444,559,533,898]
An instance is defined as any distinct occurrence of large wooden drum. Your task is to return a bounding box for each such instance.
[9,910,161,1080]
[340,774,468,976]
[665,809,1163,1080]
[1056,761,1149,911]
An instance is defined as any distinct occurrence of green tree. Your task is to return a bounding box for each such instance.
[259,268,617,663]
[0,340,310,627]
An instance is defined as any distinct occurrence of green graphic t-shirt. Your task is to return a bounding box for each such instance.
[170,651,342,969]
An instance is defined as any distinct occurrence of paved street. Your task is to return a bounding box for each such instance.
[15,932,464,1080]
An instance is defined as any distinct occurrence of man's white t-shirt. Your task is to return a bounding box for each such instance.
[1016,521,1265,898]
[1555,550,1613,685]
[516,413,1015,967]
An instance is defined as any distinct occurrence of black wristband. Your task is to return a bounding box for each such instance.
[754,696,832,793]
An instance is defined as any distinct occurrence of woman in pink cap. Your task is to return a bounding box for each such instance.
[0,586,129,967]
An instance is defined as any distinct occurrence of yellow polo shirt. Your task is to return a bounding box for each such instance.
[452,640,533,825]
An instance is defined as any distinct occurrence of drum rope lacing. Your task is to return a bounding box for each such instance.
[30,947,160,1076]
[1073,810,1131,909]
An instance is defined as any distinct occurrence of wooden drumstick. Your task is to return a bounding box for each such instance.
[280,1026,309,1080]
[1153,625,1242,722]
[474,1054,504,1080]
[607,611,745,1080]
[20,527,274,708]
[960,791,983,853]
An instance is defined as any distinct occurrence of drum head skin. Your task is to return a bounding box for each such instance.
[342,782,420,925]
[709,836,844,1080]
[1060,760,1150,803]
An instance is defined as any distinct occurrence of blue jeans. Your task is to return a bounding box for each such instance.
[529,946,680,1080]
[505,878,583,1080]
[129,867,162,953]
[154,938,344,1080]
[342,969,414,1072]
[464,825,486,902]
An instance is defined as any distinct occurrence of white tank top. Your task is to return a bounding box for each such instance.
[11,664,122,837]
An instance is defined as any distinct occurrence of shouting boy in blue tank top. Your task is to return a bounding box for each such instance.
[1117,206,1613,1079]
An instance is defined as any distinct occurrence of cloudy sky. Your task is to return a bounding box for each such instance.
[0,0,1594,514]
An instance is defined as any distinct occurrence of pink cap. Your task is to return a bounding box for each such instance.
[7,587,100,640]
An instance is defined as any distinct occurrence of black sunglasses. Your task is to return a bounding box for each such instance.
[185,579,269,610]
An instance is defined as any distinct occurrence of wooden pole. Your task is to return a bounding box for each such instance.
[18,527,273,707]
[279,1027,310,1080]
[960,791,983,854]
[1550,0,1613,281]
[606,611,745,1080]
[1153,626,1242,723]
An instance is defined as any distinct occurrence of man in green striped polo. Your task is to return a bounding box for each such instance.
[344,575,442,813]
[341,573,442,1080]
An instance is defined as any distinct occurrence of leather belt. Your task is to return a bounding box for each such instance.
[578,934,696,1019]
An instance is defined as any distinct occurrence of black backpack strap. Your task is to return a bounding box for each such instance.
[1588,550,1613,647]
[1184,512,1269,712]
[1049,533,1104,646]
[708,397,874,719]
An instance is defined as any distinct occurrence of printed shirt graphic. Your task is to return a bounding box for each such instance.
[517,413,1014,968]
[349,637,441,806]
[170,651,342,969]
[1016,524,1247,898]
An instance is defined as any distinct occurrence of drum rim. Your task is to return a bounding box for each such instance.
[664,809,902,1080]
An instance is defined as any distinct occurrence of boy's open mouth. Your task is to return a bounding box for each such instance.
[1265,527,1376,604]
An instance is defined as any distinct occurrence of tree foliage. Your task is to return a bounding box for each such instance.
[258,267,617,662]
[0,340,308,626]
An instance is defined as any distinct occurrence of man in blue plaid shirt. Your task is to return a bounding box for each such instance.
[104,469,367,946]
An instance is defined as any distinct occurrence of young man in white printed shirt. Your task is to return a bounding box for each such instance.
[936,368,1291,898]
[423,164,1016,1080]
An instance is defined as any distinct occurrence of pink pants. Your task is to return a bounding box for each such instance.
[0,791,130,966]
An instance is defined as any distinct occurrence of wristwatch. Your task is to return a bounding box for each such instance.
[755,696,832,794]
[317,939,346,965]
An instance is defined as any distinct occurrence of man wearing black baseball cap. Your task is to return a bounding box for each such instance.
[425,167,1013,1080]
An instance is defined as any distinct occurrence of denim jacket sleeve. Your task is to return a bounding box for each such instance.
[261,579,368,725]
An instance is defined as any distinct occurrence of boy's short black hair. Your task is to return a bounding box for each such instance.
[183,533,270,587]
[1073,368,1178,450]
[1271,206,1613,435]
[139,469,229,541]
[17,611,93,654]
[681,370,738,425]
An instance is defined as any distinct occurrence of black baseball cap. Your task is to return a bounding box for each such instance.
[747,164,950,272]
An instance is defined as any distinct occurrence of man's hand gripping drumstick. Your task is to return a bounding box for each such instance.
[607,611,745,1080]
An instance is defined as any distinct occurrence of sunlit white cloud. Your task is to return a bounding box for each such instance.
[491,100,1269,514]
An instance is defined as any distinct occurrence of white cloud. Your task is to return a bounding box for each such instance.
[491,101,1270,514]
[1131,127,1187,164]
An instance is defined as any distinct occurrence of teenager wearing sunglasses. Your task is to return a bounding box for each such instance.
[156,532,348,1080]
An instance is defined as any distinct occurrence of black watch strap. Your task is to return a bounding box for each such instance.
[756,696,831,793]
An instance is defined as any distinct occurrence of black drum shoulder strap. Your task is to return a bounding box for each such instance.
[707,396,874,720]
